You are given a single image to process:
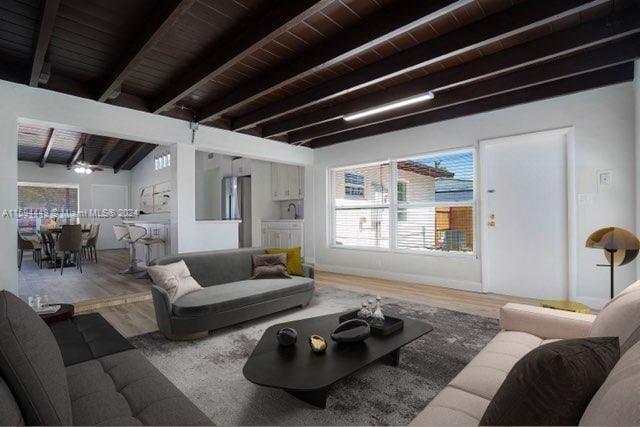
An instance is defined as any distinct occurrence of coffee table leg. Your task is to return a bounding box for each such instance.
[286,388,327,409]
[382,348,401,367]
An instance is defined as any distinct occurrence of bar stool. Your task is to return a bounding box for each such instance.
[122,225,147,274]
[139,237,166,266]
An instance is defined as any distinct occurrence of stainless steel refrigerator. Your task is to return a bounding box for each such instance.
[222,176,252,247]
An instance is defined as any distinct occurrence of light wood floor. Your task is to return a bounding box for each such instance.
[19,249,151,304]
[87,270,539,338]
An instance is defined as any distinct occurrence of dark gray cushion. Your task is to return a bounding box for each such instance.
[151,248,266,287]
[49,313,134,366]
[173,277,314,317]
[0,290,72,425]
[0,376,24,426]
[67,349,211,426]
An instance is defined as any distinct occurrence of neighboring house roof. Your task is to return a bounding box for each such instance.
[436,178,473,193]
[397,160,454,178]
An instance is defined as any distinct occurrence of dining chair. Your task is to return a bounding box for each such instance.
[17,232,39,270]
[55,224,83,275]
[82,223,100,263]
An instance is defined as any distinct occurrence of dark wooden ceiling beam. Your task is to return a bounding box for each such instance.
[309,64,634,149]
[97,0,195,102]
[289,37,640,143]
[199,0,476,128]
[67,134,89,169]
[113,143,148,173]
[218,0,609,129]
[150,0,334,114]
[30,0,60,86]
[94,139,120,166]
[263,9,640,138]
[39,129,55,168]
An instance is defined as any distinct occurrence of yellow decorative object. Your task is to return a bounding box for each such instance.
[266,247,304,276]
[540,300,591,314]
[309,334,327,353]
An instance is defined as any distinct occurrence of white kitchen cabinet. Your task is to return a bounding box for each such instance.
[261,220,303,252]
[271,163,304,201]
[232,158,252,176]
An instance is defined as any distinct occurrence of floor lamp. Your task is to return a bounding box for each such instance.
[586,227,640,299]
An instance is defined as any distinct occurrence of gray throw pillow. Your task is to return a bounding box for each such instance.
[0,291,72,426]
[252,253,291,279]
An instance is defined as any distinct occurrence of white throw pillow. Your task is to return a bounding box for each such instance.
[147,260,203,303]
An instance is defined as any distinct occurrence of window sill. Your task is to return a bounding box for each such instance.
[328,244,476,259]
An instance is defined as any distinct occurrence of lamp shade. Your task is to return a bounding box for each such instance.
[586,227,640,266]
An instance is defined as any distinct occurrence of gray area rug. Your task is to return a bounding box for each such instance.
[130,287,500,426]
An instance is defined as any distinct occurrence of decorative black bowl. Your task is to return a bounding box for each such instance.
[276,327,297,346]
[331,319,371,343]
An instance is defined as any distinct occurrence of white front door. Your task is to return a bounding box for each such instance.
[481,130,569,299]
[91,184,129,250]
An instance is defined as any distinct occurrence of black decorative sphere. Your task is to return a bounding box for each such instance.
[276,327,297,346]
[331,319,370,343]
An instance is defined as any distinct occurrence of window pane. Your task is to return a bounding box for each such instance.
[17,185,79,232]
[397,151,473,204]
[335,207,389,248]
[334,163,389,206]
[397,206,473,252]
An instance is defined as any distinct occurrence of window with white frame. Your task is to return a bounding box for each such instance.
[331,149,474,254]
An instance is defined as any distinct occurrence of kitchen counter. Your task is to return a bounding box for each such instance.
[262,219,304,222]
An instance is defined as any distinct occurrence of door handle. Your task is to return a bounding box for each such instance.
[488,220,496,227]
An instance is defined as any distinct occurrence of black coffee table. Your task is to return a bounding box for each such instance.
[243,312,433,408]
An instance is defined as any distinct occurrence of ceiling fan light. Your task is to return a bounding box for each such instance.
[84,168,92,174]
[74,166,85,174]
[343,92,434,121]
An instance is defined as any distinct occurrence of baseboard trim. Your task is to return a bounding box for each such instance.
[314,263,482,293]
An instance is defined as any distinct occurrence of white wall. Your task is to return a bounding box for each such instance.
[130,145,171,223]
[0,80,313,293]
[18,161,131,249]
[250,160,281,247]
[313,82,637,308]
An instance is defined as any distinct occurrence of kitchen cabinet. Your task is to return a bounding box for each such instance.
[261,220,303,252]
[271,163,304,201]
[232,158,252,176]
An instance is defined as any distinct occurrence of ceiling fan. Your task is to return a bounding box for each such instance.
[72,141,103,174]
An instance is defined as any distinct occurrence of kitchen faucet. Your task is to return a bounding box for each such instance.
[287,203,300,219]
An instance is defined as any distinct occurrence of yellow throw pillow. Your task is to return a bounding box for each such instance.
[266,247,304,276]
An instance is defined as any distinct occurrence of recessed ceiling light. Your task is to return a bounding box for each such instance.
[343,92,434,122]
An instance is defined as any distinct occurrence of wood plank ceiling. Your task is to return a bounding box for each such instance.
[17,123,157,172]
[1,0,639,149]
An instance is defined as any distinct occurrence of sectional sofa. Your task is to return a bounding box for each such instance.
[0,290,211,426]
[149,248,315,339]
[411,281,640,426]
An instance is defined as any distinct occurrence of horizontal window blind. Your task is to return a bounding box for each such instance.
[334,163,389,248]
[396,151,474,252]
[331,150,475,254]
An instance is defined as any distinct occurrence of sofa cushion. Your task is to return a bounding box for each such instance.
[147,260,203,304]
[67,349,211,426]
[251,253,290,279]
[410,386,490,426]
[49,313,134,366]
[266,247,304,276]
[151,248,266,287]
[0,376,24,426]
[479,337,619,426]
[173,276,314,317]
[580,339,640,425]
[0,290,73,426]
[589,284,640,353]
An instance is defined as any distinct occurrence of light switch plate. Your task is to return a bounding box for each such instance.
[597,170,612,190]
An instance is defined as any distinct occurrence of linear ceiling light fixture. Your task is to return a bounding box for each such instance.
[342,92,434,121]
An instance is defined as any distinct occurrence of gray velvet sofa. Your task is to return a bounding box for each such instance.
[149,248,315,339]
[0,290,211,426]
